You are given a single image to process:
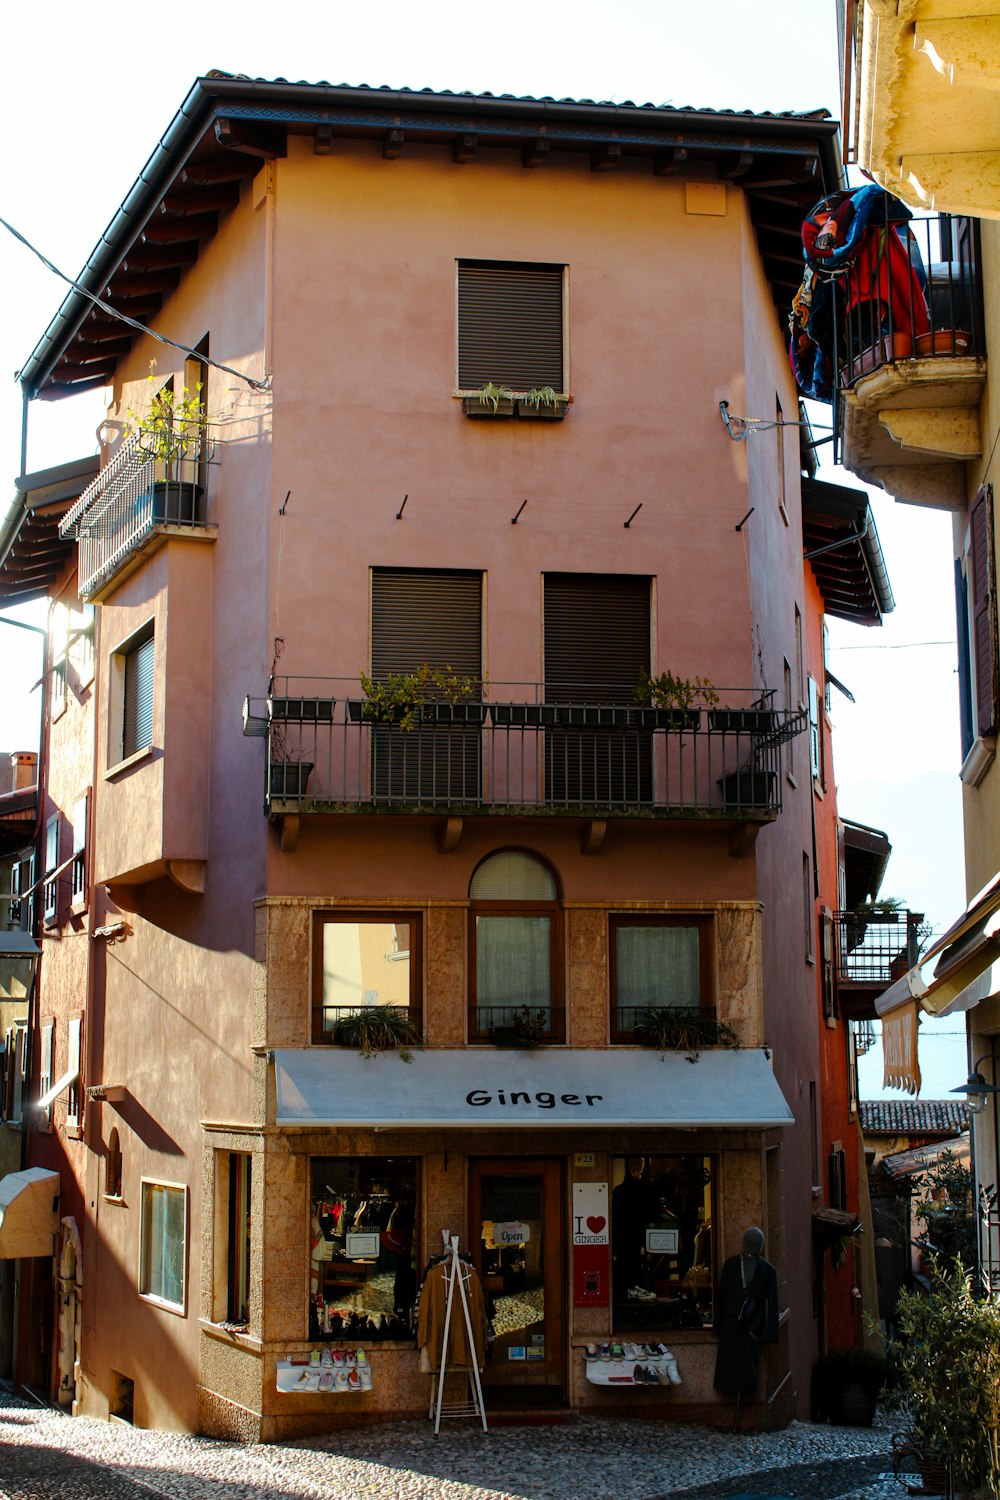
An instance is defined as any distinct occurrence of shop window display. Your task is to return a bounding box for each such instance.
[611,1154,714,1332]
[309,1156,418,1341]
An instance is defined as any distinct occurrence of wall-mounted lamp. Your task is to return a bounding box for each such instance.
[951,1054,1000,1116]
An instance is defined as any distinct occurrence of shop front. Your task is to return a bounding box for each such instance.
[221,1046,794,1437]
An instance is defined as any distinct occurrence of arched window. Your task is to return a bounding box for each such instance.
[469,851,562,1043]
[106,1128,123,1200]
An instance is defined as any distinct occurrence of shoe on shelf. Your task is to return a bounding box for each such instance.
[628,1286,656,1302]
[644,1365,660,1383]
[623,1343,639,1361]
[320,1347,333,1367]
[599,1343,611,1360]
[632,1364,646,1383]
[335,1370,348,1392]
[610,1343,624,1360]
[664,1356,682,1386]
[355,1348,368,1366]
[348,1368,361,1390]
[585,1344,598,1361]
[319,1371,334,1391]
[333,1349,344,1367]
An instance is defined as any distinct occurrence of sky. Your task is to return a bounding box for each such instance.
[0,0,973,1101]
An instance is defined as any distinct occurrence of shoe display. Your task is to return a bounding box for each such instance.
[599,1343,611,1360]
[320,1347,333,1366]
[610,1343,624,1360]
[623,1343,638,1361]
[335,1370,348,1392]
[632,1364,645,1383]
[319,1371,334,1391]
[644,1365,660,1384]
[664,1356,682,1386]
[628,1286,656,1302]
[333,1349,344,1367]
[348,1368,361,1390]
[355,1348,368,1366]
[359,1367,373,1390]
[584,1344,598,1361]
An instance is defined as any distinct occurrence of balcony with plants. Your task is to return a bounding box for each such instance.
[249,669,805,834]
[58,372,216,600]
[791,192,986,510]
[833,902,928,1021]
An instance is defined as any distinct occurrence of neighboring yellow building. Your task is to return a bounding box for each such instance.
[838,0,1000,1286]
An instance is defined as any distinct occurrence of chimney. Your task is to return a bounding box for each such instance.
[10,752,38,792]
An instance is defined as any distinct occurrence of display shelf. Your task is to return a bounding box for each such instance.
[276,1353,373,1394]
[584,1353,680,1388]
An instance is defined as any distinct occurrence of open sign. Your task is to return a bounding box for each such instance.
[494,1221,530,1246]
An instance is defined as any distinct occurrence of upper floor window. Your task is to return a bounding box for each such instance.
[457,260,565,394]
[43,815,60,926]
[957,485,998,775]
[469,850,563,1043]
[610,915,713,1042]
[312,913,421,1044]
[109,618,155,768]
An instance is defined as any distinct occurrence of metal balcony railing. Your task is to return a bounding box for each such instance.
[834,909,925,989]
[255,679,804,820]
[59,433,215,599]
[836,212,984,390]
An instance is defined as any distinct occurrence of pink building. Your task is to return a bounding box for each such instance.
[2,75,874,1437]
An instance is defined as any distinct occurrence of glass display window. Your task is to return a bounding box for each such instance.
[309,1156,418,1340]
[611,1153,715,1332]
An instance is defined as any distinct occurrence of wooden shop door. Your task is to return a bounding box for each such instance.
[469,1158,564,1398]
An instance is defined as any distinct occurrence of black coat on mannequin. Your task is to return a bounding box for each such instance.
[712,1227,779,1398]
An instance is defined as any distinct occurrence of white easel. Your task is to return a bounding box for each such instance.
[429,1230,488,1434]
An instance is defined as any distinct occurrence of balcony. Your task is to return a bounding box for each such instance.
[834,908,925,1021]
[835,212,986,510]
[58,433,216,600]
[253,679,804,847]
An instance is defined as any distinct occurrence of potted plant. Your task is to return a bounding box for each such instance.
[719,765,777,809]
[128,361,212,525]
[267,721,314,800]
[463,382,515,418]
[350,665,486,729]
[631,668,718,731]
[812,1346,889,1428]
[489,1005,548,1047]
[517,386,568,421]
[889,1258,1000,1498]
[633,1005,740,1062]
[332,1004,423,1061]
[709,699,778,734]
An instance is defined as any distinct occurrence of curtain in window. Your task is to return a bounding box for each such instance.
[476,915,550,1023]
[616,926,700,1015]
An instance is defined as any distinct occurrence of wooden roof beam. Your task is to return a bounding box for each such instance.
[591,142,622,173]
[122,245,199,273]
[214,118,287,159]
[141,216,217,245]
[160,184,240,217]
[522,139,550,168]
[653,147,688,176]
[453,133,478,164]
[382,129,404,160]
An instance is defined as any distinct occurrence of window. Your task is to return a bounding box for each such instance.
[544,573,652,806]
[309,1156,418,1338]
[369,568,483,801]
[65,1017,82,1132]
[43,814,59,925]
[611,1154,715,1331]
[105,1128,123,1200]
[957,485,998,768]
[110,619,155,767]
[71,793,89,907]
[776,397,789,526]
[803,852,814,963]
[469,851,562,1042]
[39,1021,53,1128]
[1,1021,26,1124]
[312,914,421,1043]
[783,658,795,780]
[457,260,564,393]
[808,676,822,780]
[227,1152,252,1325]
[139,1180,187,1310]
[610,916,713,1041]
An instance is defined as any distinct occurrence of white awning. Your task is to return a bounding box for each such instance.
[274,1047,793,1129]
[0,1167,59,1258]
[877,871,1000,1020]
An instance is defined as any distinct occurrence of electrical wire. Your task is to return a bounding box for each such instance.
[1,212,271,393]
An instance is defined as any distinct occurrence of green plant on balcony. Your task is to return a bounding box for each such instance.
[634,668,719,710]
[633,1005,740,1062]
[128,361,211,478]
[332,1004,423,1062]
[489,1005,548,1047]
[521,386,559,410]
[476,381,514,412]
[357,663,485,730]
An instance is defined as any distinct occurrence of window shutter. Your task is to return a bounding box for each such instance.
[970,486,998,738]
[66,1018,81,1130]
[544,574,650,700]
[123,629,155,757]
[458,261,564,392]
[371,570,482,678]
[955,556,975,758]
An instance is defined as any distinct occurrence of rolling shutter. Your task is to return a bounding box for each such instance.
[458,261,564,392]
[544,574,651,700]
[970,486,998,739]
[123,627,155,758]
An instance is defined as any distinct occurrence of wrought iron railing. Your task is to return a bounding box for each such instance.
[835,212,984,389]
[255,679,803,819]
[833,909,924,988]
[59,433,215,598]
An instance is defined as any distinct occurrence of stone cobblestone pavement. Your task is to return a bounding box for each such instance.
[0,1387,917,1500]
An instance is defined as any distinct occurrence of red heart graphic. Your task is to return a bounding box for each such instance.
[586,1215,606,1234]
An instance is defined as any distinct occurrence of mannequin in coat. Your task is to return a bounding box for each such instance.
[712,1226,779,1401]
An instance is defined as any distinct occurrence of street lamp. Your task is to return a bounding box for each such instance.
[0,928,40,1001]
[951,1055,1000,1116]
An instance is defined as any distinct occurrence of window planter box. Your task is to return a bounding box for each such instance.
[708,708,777,734]
[462,396,515,419]
[719,769,776,808]
[489,703,560,727]
[914,327,972,357]
[269,760,314,798]
[145,480,206,526]
[629,707,701,732]
[346,699,421,726]
[269,696,336,722]
[562,706,632,728]
[421,702,488,725]
[516,396,569,421]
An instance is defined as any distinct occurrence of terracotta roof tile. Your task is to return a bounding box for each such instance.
[860,1099,969,1136]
